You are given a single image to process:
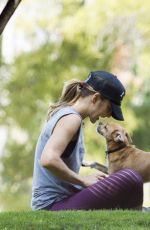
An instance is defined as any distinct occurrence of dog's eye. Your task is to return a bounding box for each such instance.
[104,125,107,130]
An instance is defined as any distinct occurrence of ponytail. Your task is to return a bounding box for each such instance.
[47,79,96,120]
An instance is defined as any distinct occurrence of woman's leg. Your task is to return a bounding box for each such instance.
[48,169,143,211]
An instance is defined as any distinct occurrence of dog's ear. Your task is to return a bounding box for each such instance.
[112,131,125,143]
[126,133,132,144]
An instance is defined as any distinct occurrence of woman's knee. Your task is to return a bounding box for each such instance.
[116,168,143,189]
[115,169,143,208]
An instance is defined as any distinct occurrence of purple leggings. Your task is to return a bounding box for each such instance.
[46,169,143,211]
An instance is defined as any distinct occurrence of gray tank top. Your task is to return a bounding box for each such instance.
[31,106,85,210]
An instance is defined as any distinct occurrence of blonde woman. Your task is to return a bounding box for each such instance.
[31,71,143,211]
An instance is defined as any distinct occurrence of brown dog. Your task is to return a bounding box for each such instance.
[97,122,150,183]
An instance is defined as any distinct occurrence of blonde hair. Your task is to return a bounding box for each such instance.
[47,79,97,120]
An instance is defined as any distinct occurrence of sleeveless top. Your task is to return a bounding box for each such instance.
[31,106,85,210]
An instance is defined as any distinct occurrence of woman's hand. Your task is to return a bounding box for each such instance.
[81,172,108,187]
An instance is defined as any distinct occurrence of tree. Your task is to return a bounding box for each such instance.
[132,78,150,151]
[0,0,22,35]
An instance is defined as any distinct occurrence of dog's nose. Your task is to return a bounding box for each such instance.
[97,122,103,132]
[98,121,103,126]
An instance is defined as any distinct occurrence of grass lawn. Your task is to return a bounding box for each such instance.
[0,210,150,230]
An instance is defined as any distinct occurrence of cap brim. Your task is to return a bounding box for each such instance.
[111,103,124,121]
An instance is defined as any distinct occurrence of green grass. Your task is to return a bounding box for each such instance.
[0,210,150,230]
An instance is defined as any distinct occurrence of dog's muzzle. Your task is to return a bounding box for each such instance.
[96,122,104,135]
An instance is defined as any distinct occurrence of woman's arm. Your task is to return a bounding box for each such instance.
[40,114,106,187]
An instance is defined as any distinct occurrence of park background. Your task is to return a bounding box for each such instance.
[0,0,149,211]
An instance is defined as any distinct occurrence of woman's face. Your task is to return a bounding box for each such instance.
[88,93,112,123]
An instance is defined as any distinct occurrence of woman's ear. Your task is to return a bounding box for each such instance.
[92,93,101,104]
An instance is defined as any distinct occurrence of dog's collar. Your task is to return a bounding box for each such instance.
[105,143,127,155]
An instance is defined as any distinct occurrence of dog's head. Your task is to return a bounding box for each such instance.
[97,122,132,145]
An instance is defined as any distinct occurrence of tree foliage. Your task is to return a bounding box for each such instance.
[132,78,150,151]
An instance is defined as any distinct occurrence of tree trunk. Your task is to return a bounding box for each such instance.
[0,0,22,35]
[0,36,2,65]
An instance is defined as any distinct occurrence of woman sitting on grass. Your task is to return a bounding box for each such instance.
[31,71,143,211]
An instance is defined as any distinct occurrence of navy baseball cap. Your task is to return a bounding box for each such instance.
[85,71,126,121]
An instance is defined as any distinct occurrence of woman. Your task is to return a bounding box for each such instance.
[31,71,143,211]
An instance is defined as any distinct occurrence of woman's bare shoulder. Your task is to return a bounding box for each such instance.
[56,113,82,131]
